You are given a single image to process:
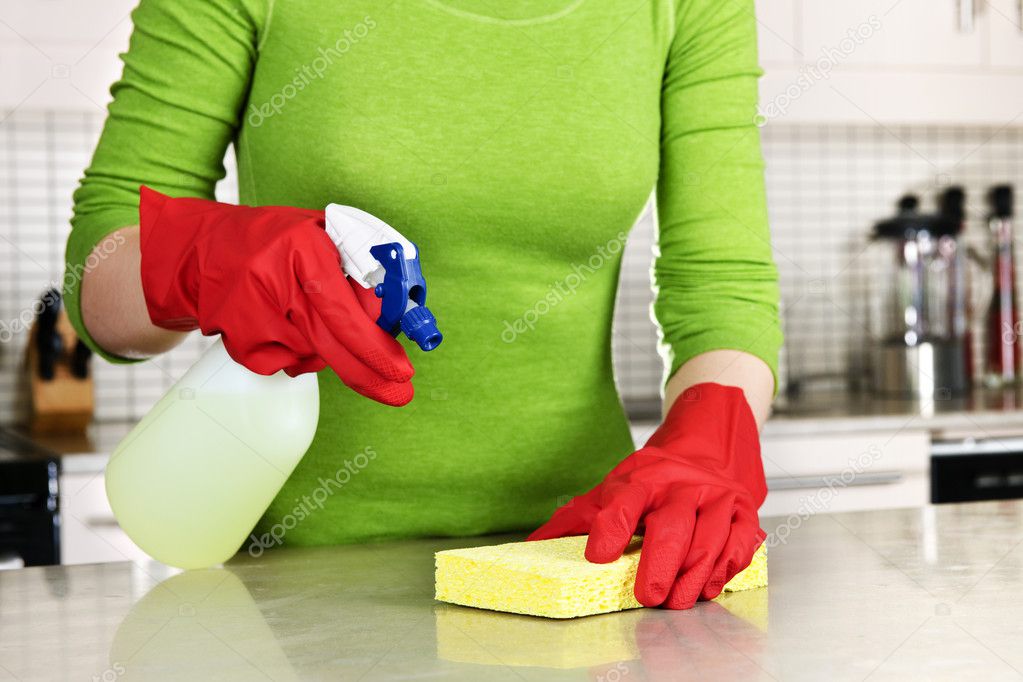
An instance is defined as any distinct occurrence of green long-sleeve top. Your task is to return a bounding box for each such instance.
[68,0,782,546]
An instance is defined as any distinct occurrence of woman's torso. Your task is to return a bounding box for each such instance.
[245,0,672,545]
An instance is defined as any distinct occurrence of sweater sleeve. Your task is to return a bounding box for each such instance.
[65,0,266,361]
[652,0,783,389]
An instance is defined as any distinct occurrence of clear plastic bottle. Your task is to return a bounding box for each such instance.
[104,203,441,569]
[105,340,319,569]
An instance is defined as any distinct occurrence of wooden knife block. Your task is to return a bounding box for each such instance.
[26,311,94,435]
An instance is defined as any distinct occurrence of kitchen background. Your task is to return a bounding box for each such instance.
[3,0,1023,421]
[2,0,1023,565]
[4,115,1023,419]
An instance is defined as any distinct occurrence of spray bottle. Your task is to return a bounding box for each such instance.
[104,204,441,569]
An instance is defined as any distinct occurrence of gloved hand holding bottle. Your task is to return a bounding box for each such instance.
[105,187,443,569]
[529,382,767,610]
[138,187,414,406]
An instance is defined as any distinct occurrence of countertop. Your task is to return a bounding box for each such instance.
[2,501,1023,681]
[15,381,1023,468]
[633,386,1023,441]
[763,385,1023,439]
[15,384,1023,479]
[0,422,133,474]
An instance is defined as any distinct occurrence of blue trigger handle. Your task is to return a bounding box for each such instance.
[369,242,442,351]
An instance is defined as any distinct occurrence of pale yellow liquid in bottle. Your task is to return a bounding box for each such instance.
[105,341,319,569]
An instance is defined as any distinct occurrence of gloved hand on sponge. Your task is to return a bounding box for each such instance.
[529,382,767,610]
[138,187,413,406]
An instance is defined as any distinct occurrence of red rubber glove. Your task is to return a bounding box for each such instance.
[139,186,414,406]
[529,382,767,610]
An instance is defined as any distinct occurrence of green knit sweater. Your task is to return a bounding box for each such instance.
[67,0,781,546]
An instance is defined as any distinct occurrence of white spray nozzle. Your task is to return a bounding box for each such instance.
[324,204,417,289]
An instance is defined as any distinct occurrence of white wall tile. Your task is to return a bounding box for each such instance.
[1,108,1022,421]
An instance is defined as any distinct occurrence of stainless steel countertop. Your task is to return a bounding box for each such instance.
[763,386,1023,439]
[18,382,1023,467]
[2,501,1023,680]
[629,385,1023,440]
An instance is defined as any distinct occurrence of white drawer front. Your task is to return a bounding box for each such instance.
[760,431,930,516]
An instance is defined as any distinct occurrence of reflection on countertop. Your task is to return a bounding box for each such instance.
[1,501,1023,680]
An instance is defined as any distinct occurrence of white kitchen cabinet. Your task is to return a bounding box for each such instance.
[758,0,1023,125]
[629,422,931,516]
[988,0,1023,67]
[800,0,984,68]
[0,0,136,45]
[0,0,134,111]
[760,68,1023,124]
[760,430,930,517]
[755,0,800,66]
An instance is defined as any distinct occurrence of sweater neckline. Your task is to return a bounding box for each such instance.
[420,0,586,26]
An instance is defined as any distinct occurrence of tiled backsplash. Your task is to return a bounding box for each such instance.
[0,111,229,424]
[609,123,1023,403]
[1,109,1022,423]
[764,124,1023,394]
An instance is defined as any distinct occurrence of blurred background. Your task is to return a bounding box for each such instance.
[2,0,1023,567]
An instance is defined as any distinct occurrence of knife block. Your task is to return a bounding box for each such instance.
[25,311,94,435]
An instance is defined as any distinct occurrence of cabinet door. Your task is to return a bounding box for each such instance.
[759,430,930,517]
[988,0,1023,67]
[801,0,985,68]
[0,0,136,45]
[0,0,134,110]
[755,0,800,66]
[633,424,930,517]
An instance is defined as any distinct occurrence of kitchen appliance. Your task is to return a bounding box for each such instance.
[0,429,60,566]
[105,205,442,569]
[939,187,973,385]
[932,437,1023,503]
[984,185,1019,387]
[866,195,970,398]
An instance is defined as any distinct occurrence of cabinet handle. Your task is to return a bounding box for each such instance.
[958,0,974,32]
[767,470,904,491]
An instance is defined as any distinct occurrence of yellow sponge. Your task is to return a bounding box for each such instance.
[435,536,767,619]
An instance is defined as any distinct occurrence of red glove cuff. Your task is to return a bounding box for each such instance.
[138,186,325,333]
[139,186,205,331]
[644,382,767,506]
